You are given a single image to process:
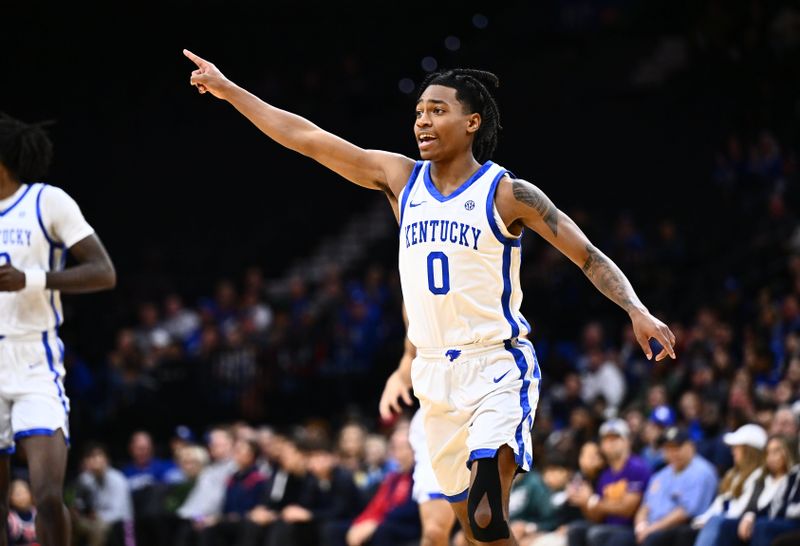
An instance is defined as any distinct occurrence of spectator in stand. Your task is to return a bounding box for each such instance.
[162,294,201,346]
[72,443,135,546]
[633,428,717,546]
[640,406,675,472]
[175,427,236,546]
[508,454,583,546]
[692,424,768,546]
[121,431,180,492]
[770,406,799,438]
[197,438,267,546]
[160,444,209,544]
[337,422,367,478]
[581,349,626,414]
[361,434,392,500]
[567,419,650,546]
[7,480,37,546]
[344,426,419,546]
[714,434,796,545]
[271,437,361,546]
[238,435,311,545]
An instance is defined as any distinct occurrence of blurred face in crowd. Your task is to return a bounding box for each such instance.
[624,409,644,437]
[307,449,337,479]
[679,392,700,420]
[10,480,33,511]
[770,409,798,437]
[389,429,414,473]
[233,439,258,469]
[208,429,234,462]
[339,424,366,459]
[663,441,694,471]
[85,448,109,476]
[731,445,746,467]
[765,438,790,477]
[578,441,604,478]
[543,465,571,491]
[179,446,208,479]
[647,385,668,409]
[601,433,630,465]
[643,422,664,445]
[364,435,388,468]
[281,442,307,475]
[129,432,153,466]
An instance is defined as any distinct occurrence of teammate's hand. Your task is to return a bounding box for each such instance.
[0,264,25,292]
[379,369,413,421]
[183,49,233,99]
[630,309,676,361]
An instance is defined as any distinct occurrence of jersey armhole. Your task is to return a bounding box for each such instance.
[485,170,522,247]
[399,160,424,227]
[35,184,64,248]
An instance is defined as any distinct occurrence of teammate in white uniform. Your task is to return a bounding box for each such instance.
[186,52,677,545]
[0,114,116,546]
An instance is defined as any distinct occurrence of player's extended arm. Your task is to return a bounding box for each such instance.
[183,50,414,195]
[0,234,115,294]
[497,177,676,361]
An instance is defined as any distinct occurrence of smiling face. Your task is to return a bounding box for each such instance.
[414,85,480,162]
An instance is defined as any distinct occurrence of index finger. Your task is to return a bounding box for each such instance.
[183,49,209,68]
[655,330,676,359]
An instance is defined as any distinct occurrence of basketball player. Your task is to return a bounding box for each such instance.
[380,313,456,546]
[185,51,676,545]
[0,114,116,546]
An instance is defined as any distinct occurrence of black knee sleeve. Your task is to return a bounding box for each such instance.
[467,456,510,542]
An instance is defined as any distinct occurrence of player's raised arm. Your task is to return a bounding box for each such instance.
[183,49,414,196]
[496,176,677,362]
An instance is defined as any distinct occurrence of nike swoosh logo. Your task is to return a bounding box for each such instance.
[493,370,511,383]
[409,201,426,207]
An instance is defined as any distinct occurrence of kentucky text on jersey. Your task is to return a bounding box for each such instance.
[1,228,32,246]
[404,219,482,250]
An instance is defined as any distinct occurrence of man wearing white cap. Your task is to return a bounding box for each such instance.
[692,424,767,546]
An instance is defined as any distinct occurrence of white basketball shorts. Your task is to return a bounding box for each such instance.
[411,338,541,501]
[0,332,71,454]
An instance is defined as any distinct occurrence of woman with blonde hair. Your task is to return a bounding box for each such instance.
[692,424,768,546]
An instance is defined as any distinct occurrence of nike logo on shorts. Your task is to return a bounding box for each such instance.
[493,370,511,383]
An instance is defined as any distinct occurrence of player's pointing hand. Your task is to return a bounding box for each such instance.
[183,49,232,100]
[631,309,677,361]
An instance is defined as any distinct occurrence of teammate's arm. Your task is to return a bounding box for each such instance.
[184,50,414,197]
[496,176,676,361]
[45,234,116,293]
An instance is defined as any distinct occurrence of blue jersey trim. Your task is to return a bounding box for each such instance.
[0,446,15,455]
[467,448,499,468]
[14,428,56,440]
[444,487,469,503]
[35,184,64,248]
[504,340,533,470]
[485,168,521,246]
[427,492,447,500]
[399,161,424,227]
[424,160,493,202]
[43,332,70,422]
[501,245,520,339]
[0,184,34,217]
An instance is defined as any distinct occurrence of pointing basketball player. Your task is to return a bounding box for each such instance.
[185,50,676,545]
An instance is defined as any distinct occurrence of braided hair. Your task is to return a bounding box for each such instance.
[0,113,53,183]
[418,69,502,163]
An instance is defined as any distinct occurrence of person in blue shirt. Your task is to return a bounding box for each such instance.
[633,427,717,546]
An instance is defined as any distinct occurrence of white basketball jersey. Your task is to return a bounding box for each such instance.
[398,160,531,348]
[0,183,94,338]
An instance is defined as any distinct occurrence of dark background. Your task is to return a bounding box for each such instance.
[3,0,799,449]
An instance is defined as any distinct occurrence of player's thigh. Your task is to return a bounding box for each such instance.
[419,497,457,536]
[0,454,9,508]
[19,429,68,494]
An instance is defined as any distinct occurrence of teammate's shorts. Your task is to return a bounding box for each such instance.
[411,337,541,501]
[410,408,446,503]
[0,332,71,454]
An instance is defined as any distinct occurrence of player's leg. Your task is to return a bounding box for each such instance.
[420,498,456,546]
[0,452,10,546]
[19,430,71,546]
[449,445,519,546]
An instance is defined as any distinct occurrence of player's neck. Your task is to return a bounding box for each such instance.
[429,155,483,194]
[0,177,23,201]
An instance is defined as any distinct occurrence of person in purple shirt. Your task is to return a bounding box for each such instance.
[568,418,651,546]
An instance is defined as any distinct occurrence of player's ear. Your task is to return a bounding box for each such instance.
[467,113,481,134]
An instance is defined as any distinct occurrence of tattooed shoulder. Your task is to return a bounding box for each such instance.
[511,178,559,236]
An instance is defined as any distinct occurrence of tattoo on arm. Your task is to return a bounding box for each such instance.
[512,180,559,236]
[582,244,638,312]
